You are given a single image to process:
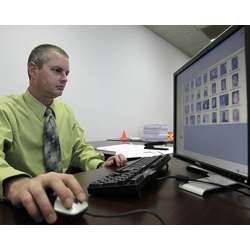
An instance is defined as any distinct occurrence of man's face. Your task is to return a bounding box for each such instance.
[32,51,70,99]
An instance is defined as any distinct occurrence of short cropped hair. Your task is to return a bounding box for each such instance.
[27,44,69,69]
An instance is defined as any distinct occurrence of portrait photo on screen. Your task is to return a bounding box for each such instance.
[231,56,238,71]
[220,94,229,106]
[221,78,227,91]
[191,103,194,113]
[196,89,201,99]
[220,62,227,76]
[212,82,217,95]
[232,90,240,105]
[203,114,210,123]
[212,97,217,109]
[212,112,217,123]
[204,87,208,97]
[203,99,209,110]
[190,115,195,125]
[197,114,201,124]
[203,72,207,84]
[220,110,229,122]
[210,67,218,80]
[233,108,240,122]
[196,102,202,112]
[196,76,202,87]
[232,73,239,88]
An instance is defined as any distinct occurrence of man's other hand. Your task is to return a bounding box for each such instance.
[102,154,127,168]
[4,172,86,224]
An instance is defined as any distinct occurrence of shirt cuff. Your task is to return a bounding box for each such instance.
[85,159,105,171]
[0,167,31,201]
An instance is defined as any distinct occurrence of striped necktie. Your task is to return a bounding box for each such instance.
[43,107,62,172]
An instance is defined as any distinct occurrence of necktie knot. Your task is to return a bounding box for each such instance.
[44,107,54,118]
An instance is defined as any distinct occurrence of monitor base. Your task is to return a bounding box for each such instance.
[179,173,237,196]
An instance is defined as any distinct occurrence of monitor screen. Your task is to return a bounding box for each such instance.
[174,26,250,184]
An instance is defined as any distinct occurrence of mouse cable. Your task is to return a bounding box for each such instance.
[85,209,166,225]
[156,175,250,197]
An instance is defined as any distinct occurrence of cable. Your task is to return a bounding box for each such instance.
[156,174,250,197]
[85,209,166,225]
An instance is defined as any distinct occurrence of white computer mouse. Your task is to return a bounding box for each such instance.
[54,197,88,215]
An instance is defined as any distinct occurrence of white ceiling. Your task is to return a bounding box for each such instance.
[145,25,230,57]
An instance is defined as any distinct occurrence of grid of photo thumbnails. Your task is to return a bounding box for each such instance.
[184,54,242,126]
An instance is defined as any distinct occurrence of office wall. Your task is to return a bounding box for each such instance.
[0,26,189,141]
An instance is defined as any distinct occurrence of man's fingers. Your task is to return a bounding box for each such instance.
[42,173,86,204]
[61,174,86,202]
[45,178,74,208]
[117,154,127,165]
[28,183,57,224]
[20,191,43,223]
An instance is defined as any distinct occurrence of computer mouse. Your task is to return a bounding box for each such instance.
[54,197,88,216]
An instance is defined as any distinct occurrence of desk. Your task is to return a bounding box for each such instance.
[0,141,250,225]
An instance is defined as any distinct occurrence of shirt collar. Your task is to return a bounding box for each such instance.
[23,89,56,120]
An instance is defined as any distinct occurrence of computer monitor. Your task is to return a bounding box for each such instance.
[174,25,250,184]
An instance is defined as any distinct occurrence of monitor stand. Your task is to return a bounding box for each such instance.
[179,173,237,196]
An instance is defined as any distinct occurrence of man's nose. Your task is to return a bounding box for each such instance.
[61,72,68,83]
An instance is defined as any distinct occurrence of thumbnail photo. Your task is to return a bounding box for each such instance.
[212,112,217,123]
[203,99,209,110]
[197,114,201,124]
[204,87,208,98]
[203,72,208,84]
[196,102,202,112]
[232,90,240,105]
[196,89,201,100]
[210,67,218,81]
[220,62,227,76]
[203,114,210,123]
[212,97,217,109]
[232,73,239,88]
[221,78,227,91]
[191,103,194,113]
[190,115,195,125]
[196,76,202,87]
[220,110,229,122]
[212,82,217,95]
[219,94,229,107]
[231,56,238,71]
[232,109,240,122]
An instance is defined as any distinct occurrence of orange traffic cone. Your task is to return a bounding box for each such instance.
[121,130,128,141]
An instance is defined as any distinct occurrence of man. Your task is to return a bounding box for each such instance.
[0,44,127,224]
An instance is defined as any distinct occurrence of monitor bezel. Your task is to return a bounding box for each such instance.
[173,25,250,184]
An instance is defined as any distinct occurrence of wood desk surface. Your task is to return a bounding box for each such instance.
[1,157,250,225]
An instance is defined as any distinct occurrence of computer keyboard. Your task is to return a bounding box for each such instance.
[88,154,171,196]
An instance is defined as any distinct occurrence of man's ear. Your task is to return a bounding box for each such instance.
[28,62,38,79]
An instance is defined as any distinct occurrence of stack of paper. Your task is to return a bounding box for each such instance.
[143,124,168,141]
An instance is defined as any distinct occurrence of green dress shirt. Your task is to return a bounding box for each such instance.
[0,90,104,199]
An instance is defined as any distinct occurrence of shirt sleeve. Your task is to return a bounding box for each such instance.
[70,118,105,171]
[0,109,31,200]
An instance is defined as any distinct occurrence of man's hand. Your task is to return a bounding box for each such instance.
[102,154,127,168]
[4,172,86,224]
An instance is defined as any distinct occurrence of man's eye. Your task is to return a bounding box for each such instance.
[53,68,61,73]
